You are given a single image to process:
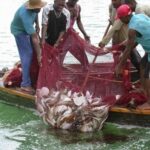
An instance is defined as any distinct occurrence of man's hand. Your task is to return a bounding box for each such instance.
[84,35,90,42]
[54,42,59,48]
[37,53,42,66]
[98,42,105,48]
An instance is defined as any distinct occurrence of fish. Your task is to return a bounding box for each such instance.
[36,88,109,132]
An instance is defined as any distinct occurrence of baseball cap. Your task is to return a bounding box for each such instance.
[117,4,132,19]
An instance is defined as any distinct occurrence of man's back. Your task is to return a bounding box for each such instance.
[129,14,150,51]
[11,5,37,36]
[135,3,150,17]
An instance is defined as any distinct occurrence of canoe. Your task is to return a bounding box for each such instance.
[0,84,150,127]
[0,85,35,108]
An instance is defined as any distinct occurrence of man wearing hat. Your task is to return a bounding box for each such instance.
[115,4,150,109]
[10,0,47,93]
[98,0,141,74]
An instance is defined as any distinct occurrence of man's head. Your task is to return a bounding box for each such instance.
[112,0,122,9]
[124,0,137,11]
[117,4,132,24]
[67,0,78,7]
[54,0,66,12]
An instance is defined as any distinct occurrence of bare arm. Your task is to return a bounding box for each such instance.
[31,32,41,64]
[41,6,49,46]
[35,15,40,34]
[76,6,90,41]
[54,31,65,48]
[41,24,47,46]
[115,29,137,76]
[99,19,123,47]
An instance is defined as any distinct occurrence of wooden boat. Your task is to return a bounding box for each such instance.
[0,63,150,127]
[0,85,150,127]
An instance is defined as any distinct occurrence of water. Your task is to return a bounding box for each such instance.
[0,0,150,149]
[0,0,148,69]
[0,103,150,150]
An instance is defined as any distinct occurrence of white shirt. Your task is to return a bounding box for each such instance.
[42,4,70,29]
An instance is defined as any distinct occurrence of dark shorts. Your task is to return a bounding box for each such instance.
[130,48,141,72]
[141,53,150,79]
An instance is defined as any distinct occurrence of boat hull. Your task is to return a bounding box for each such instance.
[0,86,35,108]
[0,86,149,127]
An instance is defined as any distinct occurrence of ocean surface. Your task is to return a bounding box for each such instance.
[0,0,150,149]
[0,103,150,150]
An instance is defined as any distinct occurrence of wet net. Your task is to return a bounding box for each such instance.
[36,29,147,107]
[2,28,147,108]
[35,29,147,132]
[2,29,147,131]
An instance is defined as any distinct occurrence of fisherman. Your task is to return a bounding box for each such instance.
[66,0,90,41]
[115,4,150,109]
[41,0,70,48]
[116,0,150,47]
[99,0,150,46]
[98,0,127,47]
[125,0,150,17]
[64,0,89,69]
[41,0,89,70]
[10,0,47,93]
[98,0,141,73]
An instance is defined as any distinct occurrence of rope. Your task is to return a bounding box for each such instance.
[88,76,122,83]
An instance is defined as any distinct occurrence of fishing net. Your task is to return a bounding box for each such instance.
[36,29,147,105]
[2,28,147,131]
[35,29,147,132]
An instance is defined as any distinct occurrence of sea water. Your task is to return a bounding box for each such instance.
[0,103,150,150]
[0,0,150,149]
[0,0,148,69]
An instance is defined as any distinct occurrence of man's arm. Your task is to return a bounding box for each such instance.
[41,24,47,46]
[21,13,41,64]
[76,6,90,41]
[41,5,49,46]
[54,31,65,48]
[54,10,70,48]
[31,32,41,64]
[99,19,123,47]
[35,15,40,34]
[109,4,116,25]
[115,29,137,76]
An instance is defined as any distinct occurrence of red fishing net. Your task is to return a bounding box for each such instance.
[2,28,147,107]
[34,29,148,132]
[36,29,147,107]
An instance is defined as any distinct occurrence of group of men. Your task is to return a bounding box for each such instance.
[10,0,150,108]
[10,0,89,92]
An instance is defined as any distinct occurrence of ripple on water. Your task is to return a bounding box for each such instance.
[0,127,25,150]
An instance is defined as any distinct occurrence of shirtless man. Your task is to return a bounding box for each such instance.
[60,0,89,69]
[66,0,90,41]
